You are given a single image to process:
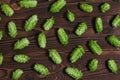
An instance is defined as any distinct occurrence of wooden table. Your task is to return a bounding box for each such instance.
[0,0,120,80]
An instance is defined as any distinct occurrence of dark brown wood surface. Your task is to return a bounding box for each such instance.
[0,0,120,80]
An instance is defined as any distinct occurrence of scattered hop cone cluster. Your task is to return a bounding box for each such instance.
[0,0,119,80]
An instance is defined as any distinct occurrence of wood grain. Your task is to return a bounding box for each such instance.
[0,0,120,80]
